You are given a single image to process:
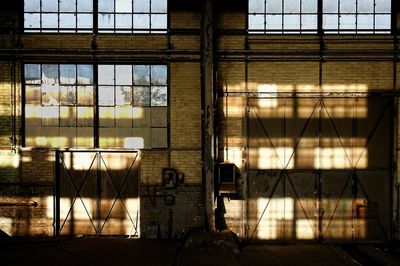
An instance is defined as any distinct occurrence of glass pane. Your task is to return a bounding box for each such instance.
[116,65,132,85]
[25,0,40,12]
[323,14,339,30]
[249,14,264,30]
[99,107,115,127]
[357,15,373,30]
[323,0,338,13]
[375,0,391,13]
[41,106,59,126]
[116,14,132,29]
[284,15,300,30]
[42,14,58,29]
[60,106,76,127]
[60,65,76,84]
[60,14,77,29]
[358,0,373,13]
[266,15,282,30]
[99,86,115,106]
[42,85,60,105]
[78,0,93,12]
[60,0,76,12]
[340,14,356,30]
[151,65,167,85]
[99,0,114,12]
[375,15,391,30]
[99,13,115,29]
[133,65,150,85]
[98,65,115,85]
[151,0,167,13]
[133,14,150,30]
[25,64,41,84]
[302,0,317,13]
[134,0,150,12]
[340,0,356,14]
[60,86,76,105]
[78,14,93,28]
[77,107,93,126]
[77,86,94,105]
[42,0,58,12]
[116,0,132,12]
[151,128,167,148]
[116,86,132,105]
[77,65,93,84]
[302,15,317,31]
[151,86,167,106]
[26,85,41,104]
[133,86,150,106]
[266,0,282,13]
[24,13,40,29]
[42,64,59,84]
[249,0,264,13]
[151,14,167,30]
[284,0,300,13]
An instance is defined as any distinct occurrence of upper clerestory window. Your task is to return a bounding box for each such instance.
[248,0,391,34]
[24,0,168,33]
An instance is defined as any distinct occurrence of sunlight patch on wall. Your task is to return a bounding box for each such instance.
[224,147,243,168]
[256,147,294,169]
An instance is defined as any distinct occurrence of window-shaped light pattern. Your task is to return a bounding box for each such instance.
[98,0,167,33]
[249,0,318,34]
[323,0,391,33]
[24,0,93,33]
[24,64,95,147]
[98,64,168,148]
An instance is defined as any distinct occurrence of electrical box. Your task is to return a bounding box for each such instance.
[218,163,240,194]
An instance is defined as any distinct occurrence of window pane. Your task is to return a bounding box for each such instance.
[266,15,282,31]
[151,14,167,30]
[42,64,59,84]
[78,0,93,12]
[41,106,59,126]
[284,15,300,31]
[133,65,150,85]
[60,106,77,127]
[42,14,58,29]
[77,65,93,84]
[151,86,167,106]
[116,0,132,12]
[60,86,76,105]
[116,86,132,105]
[302,15,317,31]
[26,85,41,104]
[284,0,300,13]
[60,65,76,84]
[323,0,338,13]
[78,14,93,28]
[99,13,115,29]
[116,14,132,29]
[25,0,40,12]
[151,65,167,85]
[340,0,356,14]
[375,0,391,13]
[42,0,58,12]
[116,65,133,84]
[375,15,391,30]
[42,85,60,105]
[134,0,150,12]
[358,0,374,13]
[133,86,150,106]
[60,14,77,29]
[266,0,282,13]
[25,13,40,29]
[340,14,356,31]
[25,64,41,84]
[77,86,94,105]
[60,0,76,12]
[323,15,339,30]
[302,0,317,13]
[99,0,114,12]
[357,15,373,31]
[98,86,115,106]
[151,0,167,13]
[133,14,150,30]
[249,14,264,30]
[98,65,115,85]
[249,0,264,13]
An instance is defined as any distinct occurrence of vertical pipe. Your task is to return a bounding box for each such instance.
[96,152,101,235]
[55,150,61,236]
[93,64,99,148]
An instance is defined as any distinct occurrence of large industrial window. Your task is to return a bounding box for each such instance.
[24,64,168,149]
[248,0,391,34]
[24,0,167,33]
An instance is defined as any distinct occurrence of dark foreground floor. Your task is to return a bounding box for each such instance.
[1,237,400,266]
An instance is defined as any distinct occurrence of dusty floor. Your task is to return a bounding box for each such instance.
[1,237,399,266]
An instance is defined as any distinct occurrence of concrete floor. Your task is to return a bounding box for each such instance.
[1,238,399,266]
